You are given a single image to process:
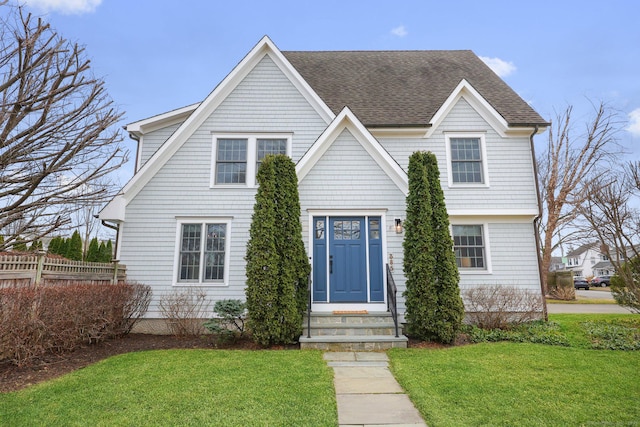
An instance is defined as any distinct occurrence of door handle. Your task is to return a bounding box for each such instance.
[329,255,333,274]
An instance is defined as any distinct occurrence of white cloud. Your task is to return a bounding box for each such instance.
[626,108,640,138]
[23,0,102,14]
[479,56,517,78]
[390,25,408,37]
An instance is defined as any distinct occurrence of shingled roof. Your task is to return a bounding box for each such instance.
[282,50,549,128]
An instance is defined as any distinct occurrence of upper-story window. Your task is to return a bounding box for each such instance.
[216,138,247,184]
[211,134,291,187]
[445,133,489,187]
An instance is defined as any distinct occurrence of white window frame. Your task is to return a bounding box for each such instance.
[451,222,492,274]
[210,133,292,188]
[173,217,232,286]
[445,133,489,188]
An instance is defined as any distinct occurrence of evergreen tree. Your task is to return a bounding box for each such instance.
[105,240,113,261]
[28,240,43,251]
[245,155,310,346]
[67,230,83,261]
[403,152,437,340]
[424,152,464,343]
[86,237,100,262]
[272,155,311,316]
[403,151,464,343]
[48,236,61,255]
[98,240,113,262]
[13,238,28,251]
[58,237,69,258]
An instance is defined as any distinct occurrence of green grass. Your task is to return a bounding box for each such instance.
[389,314,640,426]
[0,350,337,427]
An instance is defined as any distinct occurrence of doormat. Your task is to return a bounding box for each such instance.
[332,310,368,314]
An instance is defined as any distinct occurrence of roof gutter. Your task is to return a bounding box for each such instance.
[529,124,548,321]
[98,216,121,262]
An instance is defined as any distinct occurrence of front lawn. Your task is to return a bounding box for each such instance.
[388,314,640,426]
[0,350,337,427]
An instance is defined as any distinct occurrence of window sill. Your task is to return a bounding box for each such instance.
[173,282,229,287]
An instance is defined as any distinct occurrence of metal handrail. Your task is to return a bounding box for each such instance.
[386,263,399,337]
[306,274,312,338]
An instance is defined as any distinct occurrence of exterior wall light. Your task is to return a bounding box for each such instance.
[395,218,403,234]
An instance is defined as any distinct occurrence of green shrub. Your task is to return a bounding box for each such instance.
[464,321,570,347]
[204,299,246,342]
[86,237,100,262]
[67,230,83,260]
[403,151,463,343]
[245,155,310,346]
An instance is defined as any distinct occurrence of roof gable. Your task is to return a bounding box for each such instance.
[297,107,408,195]
[100,36,335,220]
[283,50,549,128]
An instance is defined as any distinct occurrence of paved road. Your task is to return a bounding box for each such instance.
[548,290,634,313]
[547,303,634,314]
[577,289,614,299]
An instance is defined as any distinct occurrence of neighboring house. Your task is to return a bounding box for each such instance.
[99,37,549,332]
[548,256,566,272]
[565,242,613,278]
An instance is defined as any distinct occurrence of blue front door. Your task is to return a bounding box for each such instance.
[329,217,367,302]
[312,216,384,304]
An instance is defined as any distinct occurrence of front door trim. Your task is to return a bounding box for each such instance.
[308,209,388,312]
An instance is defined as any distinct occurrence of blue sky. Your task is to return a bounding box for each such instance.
[8,0,640,182]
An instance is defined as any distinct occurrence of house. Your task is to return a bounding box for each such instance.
[99,37,549,343]
[565,242,613,278]
[548,256,566,272]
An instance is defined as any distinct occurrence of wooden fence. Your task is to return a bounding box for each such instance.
[0,253,126,288]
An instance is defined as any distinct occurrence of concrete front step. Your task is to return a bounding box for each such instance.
[299,335,408,351]
[300,312,408,350]
[303,323,397,336]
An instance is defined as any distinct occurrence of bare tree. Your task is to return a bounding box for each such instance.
[579,163,640,312]
[537,101,623,293]
[0,6,127,250]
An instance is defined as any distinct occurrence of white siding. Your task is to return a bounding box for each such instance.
[120,55,328,317]
[119,56,542,319]
[455,220,540,290]
[138,123,182,170]
[298,128,408,307]
[380,98,538,211]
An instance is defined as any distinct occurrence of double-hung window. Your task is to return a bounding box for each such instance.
[216,139,248,184]
[176,219,231,285]
[452,224,487,270]
[446,134,488,186]
[212,134,291,187]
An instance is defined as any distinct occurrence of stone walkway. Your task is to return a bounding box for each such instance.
[324,352,427,427]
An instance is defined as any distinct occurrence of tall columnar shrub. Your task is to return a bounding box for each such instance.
[424,152,464,343]
[58,237,69,258]
[245,155,310,346]
[403,152,437,339]
[67,230,83,261]
[403,151,463,343]
[104,240,113,262]
[86,237,100,262]
[48,236,62,255]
